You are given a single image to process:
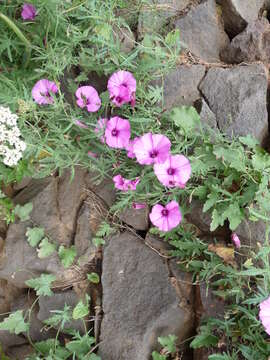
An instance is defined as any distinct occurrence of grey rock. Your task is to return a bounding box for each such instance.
[175,0,229,61]
[114,27,135,53]
[196,282,225,319]
[74,203,94,257]
[221,18,270,63]
[163,65,206,109]
[6,344,33,360]
[38,290,85,333]
[195,98,219,131]
[0,331,27,352]
[119,205,149,231]
[0,279,25,316]
[199,63,268,144]
[219,0,265,36]
[99,232,194,360]
[235,217,267,248]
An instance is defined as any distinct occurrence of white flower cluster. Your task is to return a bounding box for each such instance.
[0,106,26,167]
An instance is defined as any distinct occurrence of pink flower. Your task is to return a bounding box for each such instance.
[32,79,58,105]
[105,117,130,149]
[87,151,98,158]
[149,200,182,232]
[74,119,88,129]
[133,133,171,165]
[95,118,107,143]
[113,175,140,191]
[107,70,136,107]
[21,3,37,20]
[125,137,139,159]
[231,233,241,248]
[75,86,101,112]
[132,202,146,210]
[259,296,270,335]
[154,154,191,188]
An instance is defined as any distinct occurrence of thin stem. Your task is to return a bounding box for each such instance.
[0,12,31,67]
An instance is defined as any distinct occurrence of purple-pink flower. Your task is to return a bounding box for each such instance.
[149,200,182,232]
[74,119,88,129]
[231,232,241,249]
[154,154,191,188]
[87,151,98,158]
[75,86,101,112]
[95,118,107,143]
[21,3,37,20]
[107,70,136,107]
[32,79,58,105]
[105,117,130,149]
[132,202,146,210]
[133,133,171,165]
[125,137,139,159]
[113,175,140,192]
[259,296,270,335]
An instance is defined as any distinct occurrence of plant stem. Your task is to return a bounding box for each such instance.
[0,12,31,67]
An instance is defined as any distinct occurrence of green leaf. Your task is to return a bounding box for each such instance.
[25,274,56,296]
[203,193,218,213]
[26,227,45,247]
[239,135,259,149]
[92,237,105,247]
[58,245,77,268]
[37,238,57,259]
[152,351,167,360]
[0,310,29,335]
[87,273,100,284]
[171,106,200,134]
[14,202,33,221]
[190,333,219,349]
[66,334,95,355]
[222,203,244,231]
[34,339,59,355]
[210,209,225,232]
[158,335,177,354]
[72,295,90,320]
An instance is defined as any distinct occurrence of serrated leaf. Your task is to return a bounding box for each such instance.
[37,238,56,259]
[66,334,95,355]
[171,106,200,134]
[203,193,218,213]
[14,202,33,221]
[190,333,218,349]
[26,227,45,247]
[25,274,56,296]
[239,135,259,149]
[87,272,100,284]
[58,245,77,268]
[72,295,90,320]
[152,351,167,360]
[222,203,244,231]
[210,209,225,232]
[0,310,29,335]
[34,339,59,355]
[158,334,177,353]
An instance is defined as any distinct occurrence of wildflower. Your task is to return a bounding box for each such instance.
[21,3,37,20]
[108,70,136,107]
[231,232,241,248]
[125,137,139,159]
[75,86,101,112]
[259,296,270,335]
[74,119,88,129]
[32,79,58,105]
[105,117,130,149]
[132,202,146,210]
[0,106,26,167]
[133,133,171,165]
[149,200,182,232]
[113,175,140,191]
[94,118,107,143]
[154,154,191,188]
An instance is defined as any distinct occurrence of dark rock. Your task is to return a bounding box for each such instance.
[99,232,194,360]
[221,18,270,63]
[195,282,225,320]
[114,26,135,53]
[163,65,206,109]
[235,217,267,248]
[0,220,7,238]
[84,173,116,207]
[193,348,213,360]
[38,290,85,333]
[6,344,33,360]
[199,63,268,144]
[219,0,265,37]
[74,203,94,257]
[175,0,229,61]
[0,331,27,352]
[195,98,218,131]
[13,177,32,192]
[0,279,25,316]
[119,205,149,231]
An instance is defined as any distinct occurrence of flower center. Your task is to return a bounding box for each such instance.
[161,209,169,216]
[115,96,123,103]
[150,150,158,158]
[167,168,175,175]
[122,83,128,88]
[111,129,118,136]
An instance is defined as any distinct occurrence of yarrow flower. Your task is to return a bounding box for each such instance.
[75,86,101,112]
[149,200,182,232]
[259,296,270,335]
[231,232,241,248]
[0,106,26,167]
[21,3,37,20]
[113,175,140,192]
[95,118,107,143]
[133,133,171,165]
[107,70,136,107]
[154,155,191,188]
[105,117,130,149]
[32,79,58,105]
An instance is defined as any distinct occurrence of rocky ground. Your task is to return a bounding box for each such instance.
[1,0,270,359]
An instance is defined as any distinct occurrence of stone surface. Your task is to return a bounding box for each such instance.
[119,205,149,230]
[221,18,270,63]
[38,290,85,333]
[235,217,267,248]
[0,279,24,316]
[175,0,229,61]
[0,331,27,352]
[195,98,218,132]
[219,0,265,36]
[99,232,194,360]
[114,26,135,53]
[162,65,206,109]
[195,282,225,320]
[6,344,33,360]
[199,63,268,144]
